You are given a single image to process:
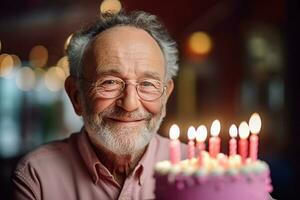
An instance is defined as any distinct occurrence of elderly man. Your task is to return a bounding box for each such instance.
[12,11,187,200]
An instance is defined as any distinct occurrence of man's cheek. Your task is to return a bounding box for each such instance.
[89,99,116,114]
[143,102,164,115]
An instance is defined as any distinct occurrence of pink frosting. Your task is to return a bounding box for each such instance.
[154,170,272,200]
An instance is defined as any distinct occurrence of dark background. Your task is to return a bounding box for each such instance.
[0,0,299,199]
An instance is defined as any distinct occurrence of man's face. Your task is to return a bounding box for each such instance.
[77,26,173,155]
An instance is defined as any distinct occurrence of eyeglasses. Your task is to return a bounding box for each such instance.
[77,76,166,102]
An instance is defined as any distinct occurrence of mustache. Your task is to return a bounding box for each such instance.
[101,106,153,121]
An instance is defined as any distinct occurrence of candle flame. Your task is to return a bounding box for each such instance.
[196,125,207,142]
[249,113,261,135]
[229,124,238,138]
[238,121,250,139]
[169,124,180,140]
[210,119,221,137]
[187,126,196,140]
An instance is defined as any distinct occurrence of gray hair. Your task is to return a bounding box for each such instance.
[67,10,179,81]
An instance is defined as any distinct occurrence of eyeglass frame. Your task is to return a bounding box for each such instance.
[74,76,167,102]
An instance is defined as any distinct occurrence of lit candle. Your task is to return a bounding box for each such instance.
[229,124,238,156]
[209,120,221,158]
[196,125,207,166]
[169,124,181,164]
[187,126,196,160]
[238,121,250,163]
[196,125,207,151]
[249,113,262,162]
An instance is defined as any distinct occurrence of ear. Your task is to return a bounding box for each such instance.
[165,79,174,101]
[65,76,83,116]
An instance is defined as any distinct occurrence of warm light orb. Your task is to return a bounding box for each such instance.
[15,67,36,91]
[169,124,180,140]
[238,121,250,139]
[249,113,262,134]
[187,126,196,140]
[57,56,70,76]
[29,45,48,67]
[11,54,22,67]
[33,68,46,91]
[196,125,207,142]
[211,120,221,137]
[0,54,14,77]
[229,124,238,138]
[100,0,122,15]
[188,31,213,55]
[44,66,66,92]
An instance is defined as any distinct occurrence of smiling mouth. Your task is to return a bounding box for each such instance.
[106,118,146,124]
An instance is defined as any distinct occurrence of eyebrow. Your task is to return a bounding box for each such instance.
[96,68,163,81]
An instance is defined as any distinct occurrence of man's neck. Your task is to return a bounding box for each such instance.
[92,142,146,187]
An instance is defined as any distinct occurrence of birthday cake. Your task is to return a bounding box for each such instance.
[154,115,272,200]
[154,153,272,200]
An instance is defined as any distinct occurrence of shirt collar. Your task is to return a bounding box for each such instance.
[77,128,102,184]
[133,134,158,186]
[77,128,158,185]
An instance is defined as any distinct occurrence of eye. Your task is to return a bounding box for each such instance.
[138,80,162,92]
[101,79,119,85]
[140,81,156,87]
[97,78,123,91]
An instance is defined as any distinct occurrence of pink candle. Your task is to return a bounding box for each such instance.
[187,126,196,160]
[196,125,207,166]
[249,113,261,162]
[169,124,181,164]
[229,124,238,156]
[238,121,250,163]
[209,120,221,158]
[249,134,258,161]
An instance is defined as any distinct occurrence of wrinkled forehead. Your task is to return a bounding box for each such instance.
[82,26,166,80]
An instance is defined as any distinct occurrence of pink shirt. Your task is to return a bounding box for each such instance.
[12,130,187,200]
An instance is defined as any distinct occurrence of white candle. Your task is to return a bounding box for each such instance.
[187,126,196,160]
[209,120,221,158]
[229,124,238,156]
[169,124,181,164]
[249,113,261,162]
[238,121,250,163]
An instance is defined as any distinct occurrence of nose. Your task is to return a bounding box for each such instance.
[116,84,140,112]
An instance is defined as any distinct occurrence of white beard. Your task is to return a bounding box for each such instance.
[82,104,166,155]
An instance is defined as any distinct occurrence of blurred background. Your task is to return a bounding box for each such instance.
[0,0,299,199]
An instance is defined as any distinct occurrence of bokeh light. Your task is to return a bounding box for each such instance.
[0,54,14,77]
[33,68,46,91]
[11,54,22,67]
[188,31,213,55]
[29,45,48,67]
[15,67,36,91]
[100,0,122,15]
[57,56,70,76]
[44,66,66,92]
